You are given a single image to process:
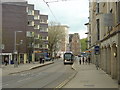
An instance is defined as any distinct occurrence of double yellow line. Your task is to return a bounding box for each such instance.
[55,64,77,89]
[55,79,69,88]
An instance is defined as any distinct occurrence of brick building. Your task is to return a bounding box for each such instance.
[2,2,27,64]
[69,33,81,56]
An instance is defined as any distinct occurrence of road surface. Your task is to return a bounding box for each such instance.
[2,59,76,88]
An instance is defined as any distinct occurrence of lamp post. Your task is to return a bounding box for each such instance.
[14,31,23,67]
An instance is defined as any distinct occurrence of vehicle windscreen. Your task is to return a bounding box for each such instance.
[64,54,72,60]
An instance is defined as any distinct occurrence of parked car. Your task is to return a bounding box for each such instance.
[45,57,51,61]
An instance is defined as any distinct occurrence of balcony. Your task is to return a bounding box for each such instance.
[28,21,34,27]
[40,15,48,24]
[34,25,40,30]
[34,44,39,49]
[34,16,40,20]
[40,29,48,32]
[34,20,40,25]
[28,10,34,16]
[34,10,39,15]
[26,31,34,37]
[27,4,34,10]
[40,20,48,24]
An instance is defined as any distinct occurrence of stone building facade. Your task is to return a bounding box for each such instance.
[88,1,120,84]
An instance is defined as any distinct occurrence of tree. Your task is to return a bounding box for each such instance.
[80,38,87,52]
[48,22,65,58]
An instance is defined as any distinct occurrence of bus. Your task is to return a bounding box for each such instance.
[63,52,74,65]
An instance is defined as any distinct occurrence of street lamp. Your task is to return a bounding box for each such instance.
[14,31,23,67]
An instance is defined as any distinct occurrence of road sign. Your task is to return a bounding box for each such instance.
[0,44,4,50]
[94,46,100,55]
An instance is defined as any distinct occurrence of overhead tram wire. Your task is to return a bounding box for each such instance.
[42,0,78,23]
[44,0,79,3]
[43,0,59,23]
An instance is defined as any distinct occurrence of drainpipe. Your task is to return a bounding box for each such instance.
[118,32,120,85]
[0,1,2,67]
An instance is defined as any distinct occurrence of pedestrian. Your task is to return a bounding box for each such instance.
[42,56,45,64]
[79,57,81,65]
[82,57,84,65]
[88,56,91,65]
[39,56,42,64]
[4,57,8,66]
[85,56,88,65]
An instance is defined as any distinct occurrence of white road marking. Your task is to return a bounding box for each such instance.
[2,84,8,86]
[17,78,30,82]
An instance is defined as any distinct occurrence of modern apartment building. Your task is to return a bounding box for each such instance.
[32,10,41,61]
[26,4,35,62]
[69,33,81,56]
[39,14,48,58]
[87,1,120,84]
[24,4,49,62]
[1,1,49,64]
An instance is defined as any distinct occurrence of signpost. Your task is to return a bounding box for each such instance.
[94,45,100,55]
[94,45,100,69]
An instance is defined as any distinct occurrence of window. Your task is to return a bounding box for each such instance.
[40,45,42,48]
[116,1,120,23]
[28,21,30,25]
[109,9,113,31]
[34,25,39,29]
[40,19,47,23]
[41,36,47,40]
[96,3,99,14]
[26,31,31,37]
[28,21,34,26]
[118,2,120,23]
[28,10,32,15]
[96,19,100,40]
[40,27,47,32]
[34,15,39,20]
[42,45,47,48]
[26,7,28,13]
[34,44,39,48]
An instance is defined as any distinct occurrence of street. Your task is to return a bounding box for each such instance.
[2,59,76,88]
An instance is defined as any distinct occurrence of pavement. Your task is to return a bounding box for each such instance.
[2,61,54,76]
[63,59,119,88]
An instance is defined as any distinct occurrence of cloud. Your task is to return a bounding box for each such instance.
[27,0,89,39]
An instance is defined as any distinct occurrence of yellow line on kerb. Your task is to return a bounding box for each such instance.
[55,79,69,88]
[55,64,77,89]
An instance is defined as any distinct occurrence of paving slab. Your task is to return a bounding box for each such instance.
[63,60,119,88]
[2,61,54,76]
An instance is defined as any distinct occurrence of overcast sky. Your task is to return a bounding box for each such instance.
[27,0,89,39]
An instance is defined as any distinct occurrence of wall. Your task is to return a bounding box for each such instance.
[2,3,27,53]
